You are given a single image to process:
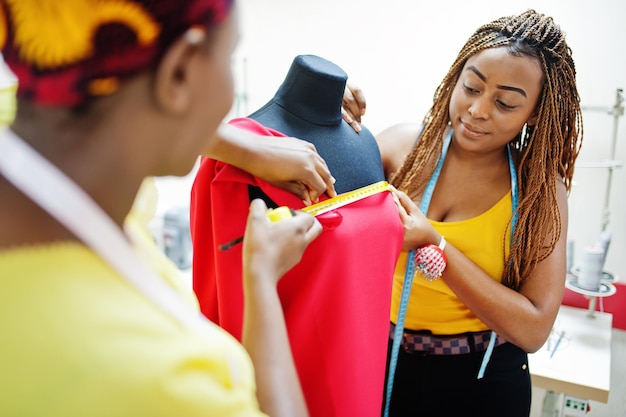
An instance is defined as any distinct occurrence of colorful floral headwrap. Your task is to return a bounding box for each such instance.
[0,0,234,107]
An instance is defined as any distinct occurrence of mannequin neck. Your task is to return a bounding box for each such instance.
[272,55,346,126]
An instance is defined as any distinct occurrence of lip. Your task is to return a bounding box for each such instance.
[460,122,488,138]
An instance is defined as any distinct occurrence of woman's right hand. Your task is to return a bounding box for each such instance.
[243,199,322,287]
[241,199,320,417]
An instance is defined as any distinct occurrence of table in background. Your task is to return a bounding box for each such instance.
[529,304,612,410]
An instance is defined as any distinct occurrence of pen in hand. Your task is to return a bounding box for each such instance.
[219,206,295,251]
[219,236,244,251]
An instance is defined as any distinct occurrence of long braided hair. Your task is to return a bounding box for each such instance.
[390,10,583,291]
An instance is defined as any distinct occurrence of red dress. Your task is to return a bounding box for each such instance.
[190,117,403,417]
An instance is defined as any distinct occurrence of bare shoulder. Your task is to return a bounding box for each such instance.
[375,123,423,179]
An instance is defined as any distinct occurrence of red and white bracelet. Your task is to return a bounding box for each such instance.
[414,236,447,282]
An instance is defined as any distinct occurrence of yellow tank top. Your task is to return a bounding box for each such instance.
[390,191,512,334]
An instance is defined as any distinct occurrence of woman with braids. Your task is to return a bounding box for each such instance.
[368,9,583,416]
[0,1,319,416]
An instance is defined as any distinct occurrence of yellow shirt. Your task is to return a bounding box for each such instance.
[0,191,266,416]
[390,191,512,334]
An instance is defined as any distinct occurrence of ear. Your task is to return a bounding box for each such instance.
[152,27,206,114]
[526,111,539,127]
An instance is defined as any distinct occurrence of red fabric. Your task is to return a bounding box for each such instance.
[190,117,404,417]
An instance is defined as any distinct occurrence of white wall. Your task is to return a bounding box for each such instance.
[1,1,623,279]
[233,0,626,281]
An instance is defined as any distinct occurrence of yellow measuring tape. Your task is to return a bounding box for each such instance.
[222,181,391,250]
[266,180,390,221]
[0,82,17,127]
[303,180,391,216]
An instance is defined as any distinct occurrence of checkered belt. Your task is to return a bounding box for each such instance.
[390,323,507,355]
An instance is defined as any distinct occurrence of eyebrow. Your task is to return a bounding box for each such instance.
[466,66,527,98]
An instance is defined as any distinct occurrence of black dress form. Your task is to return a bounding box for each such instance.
[248,54,384,194]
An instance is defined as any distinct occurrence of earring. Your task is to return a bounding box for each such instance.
[185,25,205,45]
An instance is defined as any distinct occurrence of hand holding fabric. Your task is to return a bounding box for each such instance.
[244,133,338,204]
[389,186,440,250]
[243,199,322,284]
[205,123,338,204]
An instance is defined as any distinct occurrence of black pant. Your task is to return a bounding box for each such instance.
[383,338,531,417]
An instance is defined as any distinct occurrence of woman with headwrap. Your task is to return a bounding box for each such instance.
[0,1,315,416]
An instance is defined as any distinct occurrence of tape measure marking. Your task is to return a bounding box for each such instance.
[302,181,390,216]
[218,181,390,251]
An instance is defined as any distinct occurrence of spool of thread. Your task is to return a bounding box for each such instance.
[577,245,604,291]
[596,230,611,271]
[566,239,574,273]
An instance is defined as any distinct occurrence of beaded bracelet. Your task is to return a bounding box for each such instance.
[414,236,447,282]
